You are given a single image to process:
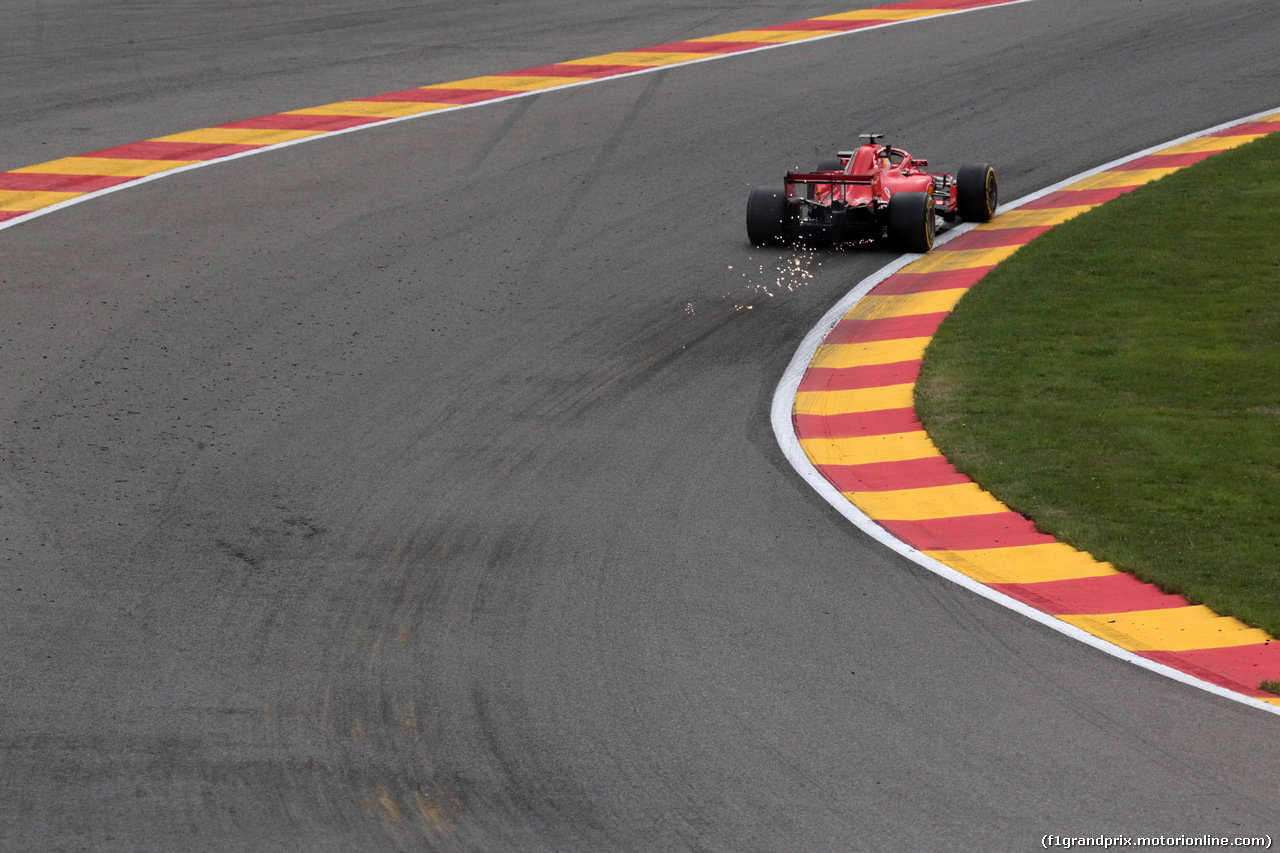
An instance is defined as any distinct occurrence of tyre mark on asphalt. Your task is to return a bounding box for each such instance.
[0,0,1036,229]
[780,109,1280,714]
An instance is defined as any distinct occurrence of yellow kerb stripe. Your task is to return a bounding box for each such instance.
[566,51,709,67]
[801,430,942,466]
[903,244,1022,274]
[852,482,1010,521]
[926,543,1121,585]
[817,9,936,20]
[975,206,1095,229]
[443,75,590,91]
[1060,606,1273,652]
[794,383,914,415]
[13,157,197,177]
[0,190,83,211]
[1157,134,1262,155]
[810,337,931,369]
[287,101,452,118]
[697,30,835,44]
[1068,167,1181,191]
[845,287,968,320]
[154,128,322,146]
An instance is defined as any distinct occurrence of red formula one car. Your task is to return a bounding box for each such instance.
[746,134,997,252]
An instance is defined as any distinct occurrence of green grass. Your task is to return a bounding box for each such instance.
[915,130,1280,638]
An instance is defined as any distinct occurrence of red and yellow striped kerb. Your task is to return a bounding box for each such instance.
[793,112,1280,706]
[0,0,1025,226]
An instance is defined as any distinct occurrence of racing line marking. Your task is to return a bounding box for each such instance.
[774,108,1280,716]
[0,0,1037,228]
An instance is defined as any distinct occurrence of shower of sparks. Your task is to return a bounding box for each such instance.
[683,253,825,317]
[730,251,821,311]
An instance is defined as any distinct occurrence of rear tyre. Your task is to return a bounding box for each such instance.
[746,186,792,246]
[887,191,935,253]
[816,157,844,172]
[957,163,998,222]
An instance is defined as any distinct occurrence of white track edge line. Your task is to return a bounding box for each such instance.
[771,105,1280,718]
[0,0,1041,232]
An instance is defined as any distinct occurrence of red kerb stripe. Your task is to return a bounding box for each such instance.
[990,573,1191,616]
[824,312,949,345]
[1019,187,1134,209]
[1211,121,1280,137]
[871,266,989,295]
[940,226,1051,251]
[762,19,880,32]
[634,40,769,54]
[1113,152,1215,170]
[798,361,923,393]
[794,408,921,439]
[82,141,260,161]
[511,64,643,78]
[1139,645,1280,698]
[220,115,380,131]
[893,0,1018,8]
[0,172,136,192]
[878,512,1056,551]
[367,88,512,104]
[816,456,970,492]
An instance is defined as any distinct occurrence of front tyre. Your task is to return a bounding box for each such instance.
[887,191,935,253]
[956,163,998,222]
[746,186,792,246]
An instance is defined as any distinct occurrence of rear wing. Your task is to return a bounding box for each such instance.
[785,172,873,184]
[783,171,876,203]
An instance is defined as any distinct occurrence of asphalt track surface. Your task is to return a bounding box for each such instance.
[3,1,1280,850]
